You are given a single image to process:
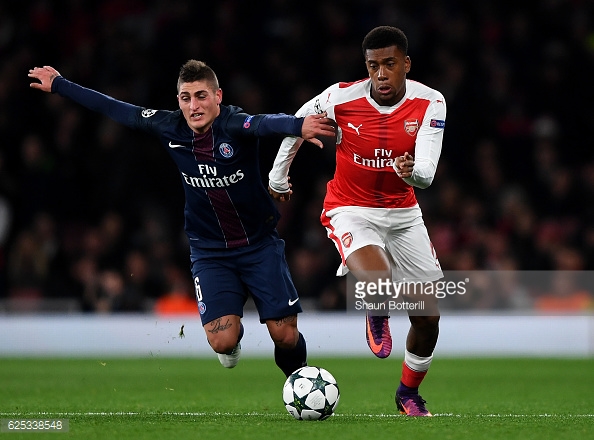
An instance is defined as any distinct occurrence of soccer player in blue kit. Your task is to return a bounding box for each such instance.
[28,60,335,376]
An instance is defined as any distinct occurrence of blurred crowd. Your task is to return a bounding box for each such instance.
[0,0,593,314]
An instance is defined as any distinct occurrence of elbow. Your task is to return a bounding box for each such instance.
[407,160,436,189]
[414,177,433,189]
[403,174,433,189]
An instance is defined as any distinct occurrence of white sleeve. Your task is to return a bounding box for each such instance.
[268,137,304,193]
[400,96,446,189]
[268,90,329,193]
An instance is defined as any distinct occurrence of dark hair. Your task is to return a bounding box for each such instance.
[177,59,219,92]
[362,26,408,56]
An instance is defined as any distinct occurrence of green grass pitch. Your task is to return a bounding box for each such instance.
[1,357,593,439]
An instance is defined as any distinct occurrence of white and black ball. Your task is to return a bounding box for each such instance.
[282,366,340,421]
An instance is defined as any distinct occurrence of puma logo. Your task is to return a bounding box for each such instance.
[348,122,362,135]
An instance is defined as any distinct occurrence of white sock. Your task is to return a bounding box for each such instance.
[404,349,433,372]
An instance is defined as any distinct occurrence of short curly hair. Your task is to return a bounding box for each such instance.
[362,26,408,56]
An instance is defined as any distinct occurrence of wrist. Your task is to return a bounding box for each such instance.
[268,180,290,193]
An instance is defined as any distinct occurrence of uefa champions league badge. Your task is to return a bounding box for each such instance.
[141,109,157,118]
[198,302,206,315]
[430,119,446,129]
[219,143,234,158]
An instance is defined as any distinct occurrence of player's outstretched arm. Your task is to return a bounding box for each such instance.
[300,113,335,148]
[28,65,142,128]
[28,66,61,93]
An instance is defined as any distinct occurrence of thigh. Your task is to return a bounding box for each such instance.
[191,251,247,325]
[386,222,442,282]
[345,245,392,282]
[240,235,302,323]
[321,208,386,276]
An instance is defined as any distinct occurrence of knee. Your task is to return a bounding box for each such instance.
[204,315,241,354]
[208,335,238,354]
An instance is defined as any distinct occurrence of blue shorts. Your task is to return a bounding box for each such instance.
[190,232,302,325]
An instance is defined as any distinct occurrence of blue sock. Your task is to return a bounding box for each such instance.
[275,332,307,377]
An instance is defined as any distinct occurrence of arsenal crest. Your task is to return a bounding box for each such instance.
[341,232,353,248]
[404,119,419,136]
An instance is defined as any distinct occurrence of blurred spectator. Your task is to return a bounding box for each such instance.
[153,264,197,315]
[124,249,166,301]
[317,277,347,311]
[534,247,594,312]
[70,255,99,306]
[7,229,48,300]
[0,196,11,297]
[16,134,56,225]
[82,267,144,313]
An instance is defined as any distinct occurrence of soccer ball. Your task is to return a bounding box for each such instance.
[282,366,340,420]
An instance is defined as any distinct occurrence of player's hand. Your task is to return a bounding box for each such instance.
[28,66,61,93]
[300,112,336,148]
[268,178,293,202]
[395,152,414,178]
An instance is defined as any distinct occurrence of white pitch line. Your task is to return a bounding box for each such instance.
[1,412,593,418]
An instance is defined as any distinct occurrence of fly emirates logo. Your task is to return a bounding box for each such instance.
[353,148,396,169]
[182,164,244,189]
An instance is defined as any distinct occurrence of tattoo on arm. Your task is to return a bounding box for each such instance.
[207,318,232,334]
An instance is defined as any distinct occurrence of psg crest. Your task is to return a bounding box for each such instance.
[219,143,234,158]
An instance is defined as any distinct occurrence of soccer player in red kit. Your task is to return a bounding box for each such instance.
[269,26,445,416]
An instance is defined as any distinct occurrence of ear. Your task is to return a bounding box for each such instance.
[405,56,411,74]
[216,88,223,104]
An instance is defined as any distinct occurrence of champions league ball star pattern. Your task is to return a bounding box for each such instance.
[283,366,340,421]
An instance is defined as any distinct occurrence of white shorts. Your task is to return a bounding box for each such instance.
[321,205,442,282]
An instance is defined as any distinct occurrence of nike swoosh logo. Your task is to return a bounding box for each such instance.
[366,316,383,353]
[288,298,299,306]
[168,142,185,148]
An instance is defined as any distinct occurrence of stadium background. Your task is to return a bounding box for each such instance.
[0,0,593,320]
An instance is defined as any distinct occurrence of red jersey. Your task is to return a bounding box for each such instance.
[269,78,446,210]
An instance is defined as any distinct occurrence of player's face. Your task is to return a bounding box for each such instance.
[365,46,410,106]
[177,80,222,133]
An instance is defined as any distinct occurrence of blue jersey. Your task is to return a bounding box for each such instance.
[52,77,304,249]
